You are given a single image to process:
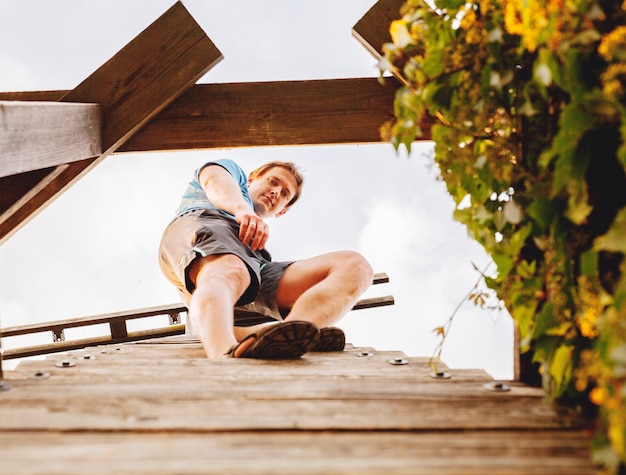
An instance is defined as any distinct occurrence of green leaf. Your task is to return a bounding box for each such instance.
[506,224,532,258]
[549,344,574,398]
[527,198,557,228]
[560,48,584,97]
[618,121,626,169]
[422,46,444,79]
[550,103,594,196]
[530,303,557,342]
[594,207,626,253]
[492,252,514,279]
[516,301,542,349]
[564,179,593,225]
[537,48,561,87]
[580,249,599,278]
[517,259,537,279]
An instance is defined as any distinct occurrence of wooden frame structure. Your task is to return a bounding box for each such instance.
[0,0,409,361]
[2,273,393,360]
[0,0,428,247]
[0,2,599,473]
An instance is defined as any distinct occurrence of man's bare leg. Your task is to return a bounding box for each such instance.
[188,254,253,358]
[277,250,373,328]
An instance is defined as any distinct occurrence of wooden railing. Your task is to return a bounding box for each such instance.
[0,273,393,360]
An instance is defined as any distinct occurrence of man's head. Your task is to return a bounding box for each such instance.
[248,161,304,218]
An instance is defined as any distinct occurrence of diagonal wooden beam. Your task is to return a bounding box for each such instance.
[352,0,435,142]
[0,100,102,178]
[0,1,222,245]
[352,0,404,60]
[61,2,222,153]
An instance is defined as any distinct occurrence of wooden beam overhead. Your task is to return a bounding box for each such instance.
[0,100,102,178]
[120,78,397,151]
[0,1,223,245]
[1,78,398,151]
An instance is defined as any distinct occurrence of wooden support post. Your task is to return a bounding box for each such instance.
[51,327,65,343]
[109,321,129,340]
[0,1,223,246]
[0,347,9,392]
[0,101,101,178]
[168,312,182,326]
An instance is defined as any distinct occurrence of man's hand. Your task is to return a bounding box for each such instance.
[200,165,270,251]
[235,208,269,251]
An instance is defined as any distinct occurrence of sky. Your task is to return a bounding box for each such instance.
[0,0,514,378]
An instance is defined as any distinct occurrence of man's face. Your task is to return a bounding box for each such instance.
[248,166,298,218]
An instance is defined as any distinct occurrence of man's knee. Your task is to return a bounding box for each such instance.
[334,250,374,293]
[191,254,251,297]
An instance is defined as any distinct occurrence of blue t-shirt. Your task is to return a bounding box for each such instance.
[174,159,253,219]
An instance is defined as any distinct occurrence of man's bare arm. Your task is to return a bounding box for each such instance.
[199,165,269,250]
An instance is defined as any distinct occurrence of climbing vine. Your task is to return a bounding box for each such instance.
[379,0,626,472]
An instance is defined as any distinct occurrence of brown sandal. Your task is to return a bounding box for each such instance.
[225,321,319,359]
[309,327,346,352]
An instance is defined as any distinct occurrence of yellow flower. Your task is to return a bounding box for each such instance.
[590,386,608,405]
[608,412,626,458]
[575,276,601,338]
[599,26,626,62]
[390,19,414,48]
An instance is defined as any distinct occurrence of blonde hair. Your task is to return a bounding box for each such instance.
[249,161,304,208]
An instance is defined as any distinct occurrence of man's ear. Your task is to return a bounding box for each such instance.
[247,171,259,186]
[275,207,289,218]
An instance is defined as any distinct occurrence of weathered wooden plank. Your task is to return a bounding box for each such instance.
[2,325,187,359]
[352,0,405,59]
[0,431,596,475]
[10,345,491,383]
[0,79,398,150]
[1,303,186,337]
[0,101,101,177]
[0,1,223,246]
[118,78,396,151]
[0,164,71,227]
[353,295,394,310]
[0,337,593,473]
[0,388,574,432]
[0,345,580,432]
[0,167,53,216]
[0,90,65,101]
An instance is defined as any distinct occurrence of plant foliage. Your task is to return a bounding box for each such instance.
[380,0,626,471]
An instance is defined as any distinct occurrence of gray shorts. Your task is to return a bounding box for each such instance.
[158,209,293,324]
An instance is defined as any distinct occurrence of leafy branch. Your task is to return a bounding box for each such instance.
[428,261,496,375]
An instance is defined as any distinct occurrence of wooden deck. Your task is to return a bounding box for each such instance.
[0,335,597,474]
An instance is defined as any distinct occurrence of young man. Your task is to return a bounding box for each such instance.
[159,159,373,359]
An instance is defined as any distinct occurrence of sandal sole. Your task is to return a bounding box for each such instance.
[239,321,319,359]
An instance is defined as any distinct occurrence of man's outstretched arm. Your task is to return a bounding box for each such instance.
[199,164,269,251]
